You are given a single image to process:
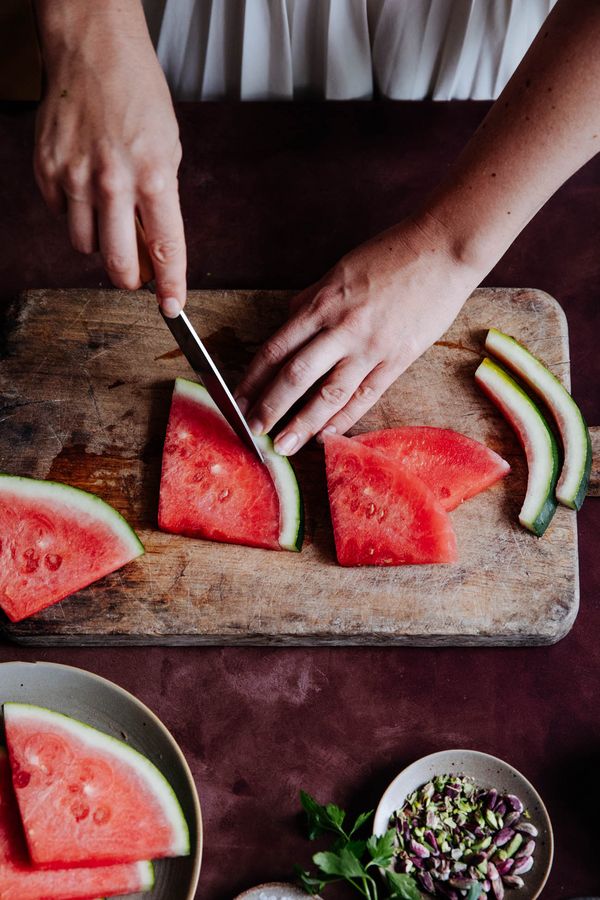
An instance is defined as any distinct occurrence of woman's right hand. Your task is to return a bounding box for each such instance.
[34,0,186,316]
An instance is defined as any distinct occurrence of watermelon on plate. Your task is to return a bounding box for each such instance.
[159,377,303,551]
[353,427,510,510]
[4,703,190,868]
[0,475,144,623]
[323,433,457,566]
[0,748,154,899]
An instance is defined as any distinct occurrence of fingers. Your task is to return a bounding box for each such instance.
[235,286,321,410]
[272,359,370,455]
[137,175,186,316]
[318,362,394,439]
[245,330,347,438]
[67,199,97,255]
[97,192,140,290]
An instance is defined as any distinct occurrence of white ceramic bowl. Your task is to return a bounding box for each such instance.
[0,660,202,900]
[373,749,553,900]
[235,884,314,900]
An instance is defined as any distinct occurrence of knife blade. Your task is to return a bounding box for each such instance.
[135,217,264,463]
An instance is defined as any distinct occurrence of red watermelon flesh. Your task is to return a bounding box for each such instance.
[0,476,144,623]
[324,434,457,566]
[353,427,510,510]
[4,704,189,868]
[0,749,154,899]
[159,378,303,551]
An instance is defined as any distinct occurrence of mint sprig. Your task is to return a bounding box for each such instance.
[295,791,422,900]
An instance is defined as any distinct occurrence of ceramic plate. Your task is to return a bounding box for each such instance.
[373,749,553,900]
[0,660,202,900]
[235,884,314,900]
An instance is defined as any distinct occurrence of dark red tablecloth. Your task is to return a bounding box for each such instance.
[1,102,599,899]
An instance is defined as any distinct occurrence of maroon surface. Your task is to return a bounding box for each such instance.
[1,101,599,898]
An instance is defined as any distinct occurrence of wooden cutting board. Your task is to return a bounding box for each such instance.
[0,287,597,646]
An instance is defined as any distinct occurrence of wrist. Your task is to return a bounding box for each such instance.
[34,0,149,70]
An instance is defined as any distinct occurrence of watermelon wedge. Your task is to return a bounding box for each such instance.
[3,703,190,868]
[0,475,144,623]
[323,433,457,566]
[159,377,303,551]
[352,427,510,510]
[0,748,154,899]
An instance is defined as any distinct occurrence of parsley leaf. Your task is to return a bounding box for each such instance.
[386,871,423,900]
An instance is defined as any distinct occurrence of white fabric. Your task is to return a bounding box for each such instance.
[143,0,557,101]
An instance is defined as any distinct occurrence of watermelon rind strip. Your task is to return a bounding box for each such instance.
[475,358,558,537]
[173,378,304,551]
[3,704,190,858]
[485,328,591,510]
[136,860,156,890]
[0,474,144,558]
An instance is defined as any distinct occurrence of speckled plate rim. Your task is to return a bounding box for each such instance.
[0,660,203,900]
[373,749,553,900]
[234,883,315,899]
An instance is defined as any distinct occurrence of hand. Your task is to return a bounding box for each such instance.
[235,217,482,455]
[34,1,185,315]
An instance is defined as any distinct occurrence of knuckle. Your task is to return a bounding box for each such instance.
[308,284,341,322]
[63,163,89,196]
[148,238,182,264]
[103,253,131,275]
[96,164,127,198]
[138,166,171,199]
[354,381,377,404]
[319,382,347,407]
[284,355,312,388]
[256,398,278,422]
[262,338,288,367]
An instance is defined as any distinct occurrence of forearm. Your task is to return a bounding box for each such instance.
[417,0,600,275]
[34,0,151,70]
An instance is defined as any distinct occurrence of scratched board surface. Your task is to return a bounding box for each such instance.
[0,288,580,645]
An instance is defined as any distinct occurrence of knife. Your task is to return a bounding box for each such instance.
[135,218,265,463]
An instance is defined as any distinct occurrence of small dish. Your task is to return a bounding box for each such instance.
[373,749,553,899]
[234,884,313,900]
[0,660,202,900]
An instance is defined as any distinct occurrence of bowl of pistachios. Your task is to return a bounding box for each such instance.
[373,749,553,900]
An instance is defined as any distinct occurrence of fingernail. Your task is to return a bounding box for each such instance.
[275,432,299,456]
[162,297,181,318]
[316,425,337,444]
[247,418,264,436]
[236,396,249,415]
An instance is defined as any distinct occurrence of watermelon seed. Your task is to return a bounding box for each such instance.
[13,769,31,789]
[44,553,63,571]
[378,508,386,521]
[93,806,111,825]
[71,801,90,822]
[366,503,376,518]
[22,548,40,573]
[218,489,230,502]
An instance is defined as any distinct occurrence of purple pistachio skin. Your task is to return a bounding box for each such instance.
[494,827,515,847]
[502,875,525,888]
[515,839,535,859]
[484,790,498,810]
[515,821,538,837]
[419,871,436,893]
[506,795,524,814]
[494,857,514,876]
[512,855,534,876]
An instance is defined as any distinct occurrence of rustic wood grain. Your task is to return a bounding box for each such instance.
[589,426,600,496]
[0,288,587,646]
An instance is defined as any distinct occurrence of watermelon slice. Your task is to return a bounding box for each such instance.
[3,703,190,868]
[0,748,154,899]
[0,475,144,623]
[159,377,303,551]
[352,427,510,510]
[323,433,457,566]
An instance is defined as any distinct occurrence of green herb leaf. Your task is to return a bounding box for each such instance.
[366,829,396,866]
[294,865,331,895]
[313,847,367,878]
[350,809,374,836]
[386,870,423,900]
[300,791,348,840]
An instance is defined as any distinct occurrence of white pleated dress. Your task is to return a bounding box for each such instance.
[142,0,557,101]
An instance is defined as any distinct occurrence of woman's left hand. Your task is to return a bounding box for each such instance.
[235,216,482,455]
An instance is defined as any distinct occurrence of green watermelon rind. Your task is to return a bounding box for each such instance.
[3,703,190,858]
[0,474,145,558]
[475,358,559,537]
[173,378,304,552]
